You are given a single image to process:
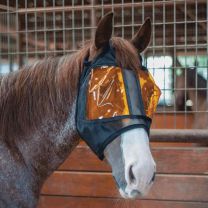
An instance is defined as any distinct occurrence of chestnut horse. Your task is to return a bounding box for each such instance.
[0,13,156,207]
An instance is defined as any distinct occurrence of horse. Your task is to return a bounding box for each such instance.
[0,12,156,207]
[175,67,208,128]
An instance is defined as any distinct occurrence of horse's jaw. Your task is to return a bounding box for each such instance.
[104,128,156,199]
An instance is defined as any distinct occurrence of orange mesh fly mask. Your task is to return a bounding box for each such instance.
[76,43,161,159]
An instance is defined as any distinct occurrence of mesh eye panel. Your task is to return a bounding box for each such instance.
[86,66,161,120]
[138,69,161,118]
[87,66,129,120]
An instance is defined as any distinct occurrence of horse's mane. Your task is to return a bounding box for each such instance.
[0,45,90,139]
[0,37,140,141]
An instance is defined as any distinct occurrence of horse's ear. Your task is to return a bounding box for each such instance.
[95,12,113,49]
[131,18,151,53]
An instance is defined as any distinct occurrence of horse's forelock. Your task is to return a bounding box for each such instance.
[111,37,141,71]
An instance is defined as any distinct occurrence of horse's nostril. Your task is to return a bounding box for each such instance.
[129,165,136,184]
[151,172,156,183]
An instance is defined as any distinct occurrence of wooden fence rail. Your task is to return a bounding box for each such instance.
[151,129,208,143]
[38,134,208,208]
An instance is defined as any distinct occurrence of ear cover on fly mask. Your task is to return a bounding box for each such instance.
[76,44,161,160]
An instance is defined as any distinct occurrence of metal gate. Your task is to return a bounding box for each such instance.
[0,0,207,129]
[1,1,208,208]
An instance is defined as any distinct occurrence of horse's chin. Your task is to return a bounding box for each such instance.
[119,184,152,199]
[119,188,142,199]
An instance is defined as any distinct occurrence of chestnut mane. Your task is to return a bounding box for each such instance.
[0,37,140,143]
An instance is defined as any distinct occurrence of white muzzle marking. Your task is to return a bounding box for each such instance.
[120,128,156,198]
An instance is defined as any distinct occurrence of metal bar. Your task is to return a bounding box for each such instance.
[62,0,66,54]
[162,0,167,128]
[131,0,134,38]
[184,0,187,127]
[111,0,114,35]
[72,0,75,49]
[207,0,208,114]
[52,0,56,55]
[0,4,15,12]
[16,1,207,14]
[142,0,144,22]
[6,0,11,72]
[195,0,198,114]
[150,129,208,143]
[81,0,84,47]
[0,14,3,73]
[24,0,28,63]
[34,0,38,59]
[177,6,207,32]
[17,15,23,67]
[43,0,47,57]
[121,0,124,38]
[1,20,207,34]
[173,0,176,128]
[1,43,207,55]
[16,0,20,68]
[101,0,104,17]
[90,0,96,39]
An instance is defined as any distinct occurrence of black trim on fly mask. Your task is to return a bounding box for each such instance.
[76,43,151,160]
[139,54,148,71]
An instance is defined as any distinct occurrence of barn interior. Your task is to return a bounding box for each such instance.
[0,1,208,207]
[0,1,207,129]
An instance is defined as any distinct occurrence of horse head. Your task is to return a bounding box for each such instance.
[78,12,157,199]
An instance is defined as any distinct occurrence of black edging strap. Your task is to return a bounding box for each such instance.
[121,69,133,115]
[139,54,148,71]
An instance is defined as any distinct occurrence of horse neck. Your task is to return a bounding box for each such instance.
[0,52,85,184]
[28,55,83,180]
[17,99,79,183]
